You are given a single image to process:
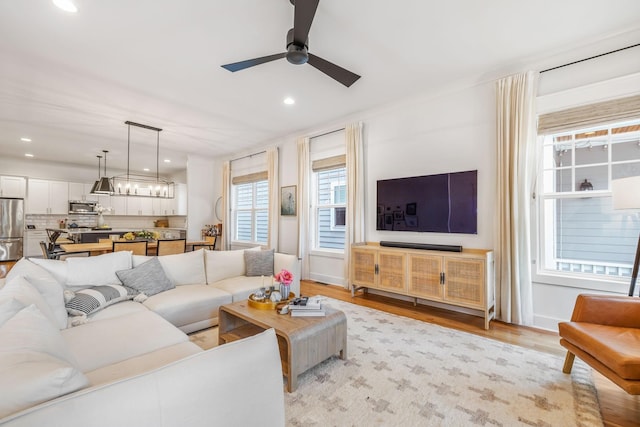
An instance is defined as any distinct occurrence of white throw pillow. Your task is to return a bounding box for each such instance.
[157,249,206,286]
[204,249,247,284]
[29,258,68,285]
[0,277,60,328]
[0,304,89,418]
[6,258,68,329]
[65,251,132,289]
[0,298,25,326]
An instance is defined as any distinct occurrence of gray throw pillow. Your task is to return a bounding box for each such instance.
[116,257,174,297]
[244,249,274,277]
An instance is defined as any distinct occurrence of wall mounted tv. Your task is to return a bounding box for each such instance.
[376,170,477,234]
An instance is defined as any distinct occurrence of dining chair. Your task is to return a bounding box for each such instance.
[39,241,89,260]
[156,239,186,256]
[191,236,216,251]
[112,240,148,256]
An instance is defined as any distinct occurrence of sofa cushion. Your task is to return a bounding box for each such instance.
[29,258,68,285]
[65,284,137,317]
[157,250,206,286]
[0,298,25,325]
[85,341,202,386]
[61,310,189,373]
[0,276,60,328]
[86,300,149,323]
[132,254,153,267]
[210,276,265,302]
[0,304,89,418]
[5,258,68,329]
[116,257,174,297]
[65,251,132,289]
[205,249,247,283]
[142,285,232,329]
[244,249,274,277]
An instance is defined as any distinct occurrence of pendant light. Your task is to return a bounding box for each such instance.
[111,121,174,198]
[92,150,114,194]
[89,154,102,194]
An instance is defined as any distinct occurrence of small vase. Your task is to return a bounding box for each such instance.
[280,283,290,299]
[97,213,105,227]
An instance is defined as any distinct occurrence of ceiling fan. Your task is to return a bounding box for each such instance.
[221,0,361,87]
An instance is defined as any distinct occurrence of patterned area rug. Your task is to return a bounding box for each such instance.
[190,298,602,427]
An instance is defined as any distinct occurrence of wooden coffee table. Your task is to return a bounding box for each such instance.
[218,300,347,392]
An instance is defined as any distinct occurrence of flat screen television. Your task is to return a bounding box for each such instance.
[376,170,477,234]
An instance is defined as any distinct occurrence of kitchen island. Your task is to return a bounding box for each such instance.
[65,227,186,243]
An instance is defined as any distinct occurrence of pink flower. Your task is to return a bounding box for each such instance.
[275,269,293,285]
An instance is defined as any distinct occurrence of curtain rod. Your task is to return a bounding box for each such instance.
[540,43,640,74]
[310,127,345,139]
[230,150,267,163]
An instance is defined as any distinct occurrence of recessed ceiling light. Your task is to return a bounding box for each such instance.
[164,159,171,163]
[52,0,77,13]
[283,97,295,105]
[25,153,34,158]
[20,137,32,142]
[143,168,150,172]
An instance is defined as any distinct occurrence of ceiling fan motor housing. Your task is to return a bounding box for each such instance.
[286,28,308,65]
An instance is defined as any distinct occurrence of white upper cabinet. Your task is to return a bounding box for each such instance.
[27,179,69,214]
[0,175,27,198]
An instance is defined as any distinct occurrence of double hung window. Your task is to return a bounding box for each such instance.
[314,165,347,249]
[232,171,268,245]
[537,118,640,281]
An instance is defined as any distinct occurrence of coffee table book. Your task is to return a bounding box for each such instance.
[290,309,325,317]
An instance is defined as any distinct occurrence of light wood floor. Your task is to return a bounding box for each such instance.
[302,281,640,427]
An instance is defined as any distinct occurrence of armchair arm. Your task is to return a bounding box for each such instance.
[570,294,640,328]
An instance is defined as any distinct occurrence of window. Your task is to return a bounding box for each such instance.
[537,119,640,281]
[233,179,268,244]
[314,166,347,250]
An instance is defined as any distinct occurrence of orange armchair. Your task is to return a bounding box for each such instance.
[559,294,640,394]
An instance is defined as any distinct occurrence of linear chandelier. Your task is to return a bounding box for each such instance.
[110,121,175,199]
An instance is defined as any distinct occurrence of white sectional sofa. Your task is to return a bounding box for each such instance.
[0,248,298,426]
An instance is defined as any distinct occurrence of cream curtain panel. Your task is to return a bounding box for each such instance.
[345,122,365,289]
[297,137,311,279]
[495,71,538,325]
[267,147,279,250]
[221,161,231,250]
[538,94,640,134]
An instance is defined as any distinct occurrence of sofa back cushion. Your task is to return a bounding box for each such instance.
[65,251,132,289]
[157,249,206,286]
[5,258,68,329]
[205,249,247,284]
[31,251,133,290]
[0,277,61,329]
[0,304,89,418]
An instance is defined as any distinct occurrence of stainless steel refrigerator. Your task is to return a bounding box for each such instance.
[0,198,24,261]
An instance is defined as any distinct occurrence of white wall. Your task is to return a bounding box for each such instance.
[186,155,217,241]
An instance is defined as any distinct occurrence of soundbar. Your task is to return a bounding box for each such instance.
[380,241,463,252]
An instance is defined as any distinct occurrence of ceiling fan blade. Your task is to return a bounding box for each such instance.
[221,53,286,72]
[293,0,319,45]
[307,53,361,87]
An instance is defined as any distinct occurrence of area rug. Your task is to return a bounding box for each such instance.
[190,298,603,427]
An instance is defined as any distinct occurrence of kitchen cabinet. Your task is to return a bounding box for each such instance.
[0,175,26,198]
[126,196,153,216]
[27,179,69,215]
[69,182,110,206]
[25,230,47,257]
[351,243,495,329]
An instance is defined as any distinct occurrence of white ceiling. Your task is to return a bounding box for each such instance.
[1,0,639,174]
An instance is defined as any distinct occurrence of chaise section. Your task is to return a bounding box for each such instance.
[61,310,189,372]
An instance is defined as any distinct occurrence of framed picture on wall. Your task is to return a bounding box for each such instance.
[281,185,297,216]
